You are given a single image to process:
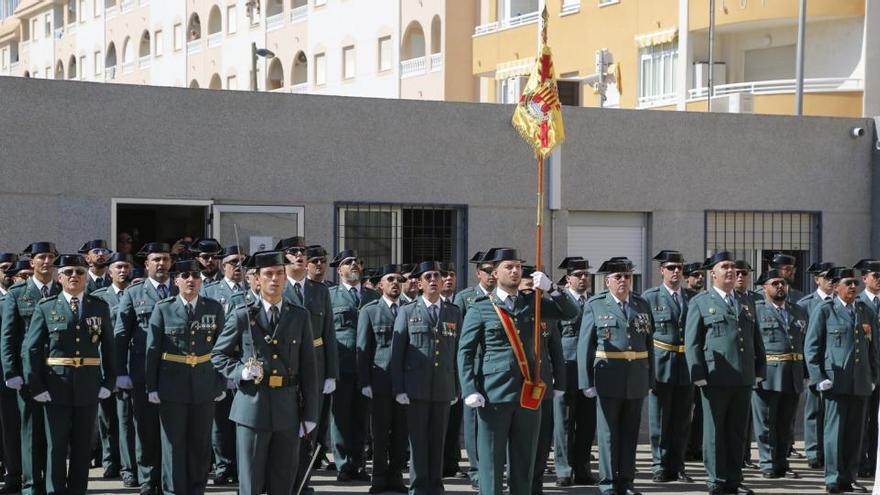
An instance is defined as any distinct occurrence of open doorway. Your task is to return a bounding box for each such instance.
[112,199,211,254]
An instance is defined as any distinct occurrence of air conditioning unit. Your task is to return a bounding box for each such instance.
[710,93,754,114]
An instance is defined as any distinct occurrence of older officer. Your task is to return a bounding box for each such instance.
[579,257,654,495]
[92,252,139,488]
[642,250,694,483]
[805,267,878,493]
[115,242,177,495]
[552,256,597,487]
[328,249,378,481]
[392,261,462,495]
[685,251,766,495]
[211,251,319,495]
[0,253,21,495]
[751,270,806,479]
[797,261,837,470]
[357,264,408,494]
[78,240,111,294]
[2,241,61,495]
[453,250,496,488]
[145,259,225,495]
[458,248,578,495]
[23,254,115,495]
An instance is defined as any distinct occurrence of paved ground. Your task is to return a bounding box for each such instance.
[84,442,873,494]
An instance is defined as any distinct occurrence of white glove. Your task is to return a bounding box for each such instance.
[532,271,552,291]
[5,376,23,390]
[361,386,373,399]
[241,365,263,382]
[214,391,226,402]
[98,387,111,400]
[299,421,317,438]
[226,379,236,390]
[818,379,833,391]
[873,384,876,392]
[395,393,410,405]
[464,393,485,408]
[694,379,708,387]
[323,378,337,394]
[756,377,764,383]
[147,392,160,404]
[553,389,565,399]
[450,397,459,405]
[33,391,51,403]
[115,375,133,390]
[583,387,597,398]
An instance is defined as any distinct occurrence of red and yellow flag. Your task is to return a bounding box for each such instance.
[511,6,565,159]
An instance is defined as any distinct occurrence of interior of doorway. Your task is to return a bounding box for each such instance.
[115,203,208,255]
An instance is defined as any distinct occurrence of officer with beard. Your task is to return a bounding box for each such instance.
[79,240,112,294]
[191,239,224,285]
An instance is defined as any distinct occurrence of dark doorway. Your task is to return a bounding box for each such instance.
[115,203,208,253]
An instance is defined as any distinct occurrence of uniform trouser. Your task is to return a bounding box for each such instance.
[751,389,799,473]
[158,400,214,495]
[18,386,47,495]
[648,382,694,476]
[131,382,161,491]
[531,399,554,494]
[236,423,301,495]
[701,385,751,491]
[743,403,754,463]
[0,384,22,486]
[823,393,868,486]
[463,403,479,482]
[477,402,539,495]
[552,388,596,479]
[369,394,408,487]
[330,375,366,475]
[97,394,120,472]
[43,402,98,495]
[596,396,643,493]
[444,399,463,474]
[804,385,825,463]
[686,389,703,460]
[116,389,138,483]
[860,387,880,473]
[295,393,332,493]
[408,400,449,495]
[211,390,236,479]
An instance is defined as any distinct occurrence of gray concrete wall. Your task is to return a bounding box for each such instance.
[0,76,876,287]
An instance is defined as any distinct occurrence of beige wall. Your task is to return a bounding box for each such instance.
[688,0,864,31]
[106,1,150,84]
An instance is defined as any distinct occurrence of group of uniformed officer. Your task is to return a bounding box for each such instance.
[1,236,880,495]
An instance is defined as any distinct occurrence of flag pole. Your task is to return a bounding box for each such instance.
[534,153,544,389]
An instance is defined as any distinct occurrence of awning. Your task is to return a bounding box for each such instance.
[634,28,678,48]
[0,18,21,43]
[494,57,535,81]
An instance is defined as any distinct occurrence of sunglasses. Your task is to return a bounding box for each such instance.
[199,254,222,260]
[768,280,787,287]
[422,272,441,280]
[177,271,200,280]
[569,271,589,278]
[385,276,406,283]
[610,273,632,280]
[90,248,111,256]
[59,267,87,277]
[284,248,305,256]
[735,270,749,276]
[841,279,859,287]
[662,264,683,271]
[479,266,494,274]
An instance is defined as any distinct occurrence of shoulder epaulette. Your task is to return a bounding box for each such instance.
[586,293,605,303]
[474,294,490,303]
[690,291,711,303]
[9,280,26,290]
[796,293,815,304]
[157,296,176,304]
[361,299,380,309]
[129,279,145,287]
[630,292,648,304]
[38,294,59,304]
[754,299,768,307]
[90,287,109,296]
[641,286,661,296]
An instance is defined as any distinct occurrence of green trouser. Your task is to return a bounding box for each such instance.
[823,393,868,486]
[0,385,21,487]
[44,402,99,495]
[648,382,694,475]
[596,396,643,493]
[158,400,214,495]
[18,386,46,495]
[236,423,300,495]
[751,389,798,473]
[370,395,408,487]
[97,395,120,472]
[531,399,554,493]
[329,375,366,475]
[116,389,138,483]
[295,394,332,493]
[463,404,479,482]
[552,387,596,479]
[804,385,825,463]
[211,391,236,479]
[701,385,751,491]
[477,402,539,495]
[131,382,161,492]
[407,400,449,495]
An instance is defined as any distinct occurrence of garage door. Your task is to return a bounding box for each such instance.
[567,211,648,291]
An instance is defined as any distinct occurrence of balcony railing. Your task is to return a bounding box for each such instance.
[105,66,116,80]
[474,10,540,36]
[561,0,581,15]
[207,32,222,48]
[291,82,308,92]
[400,56,427,78]
[637,92,677,108]
[122,60,134,74]
[138,55,150,69]
[187,39,202,55]
[430,53,442,72]
[688,77,864,99]
[290,5,307,22]
[267,13,283,31]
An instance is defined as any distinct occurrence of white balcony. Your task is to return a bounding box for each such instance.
[637,93,677,108]
[267,13,283,32]
[290,5,307,22]
[105,66,116,80]
[122,61,134,74]
[400,56,427,78]
[291,82,308,92]
[207,32,222,48]
[138,55,150,69]
[687,77,864,99]
[430,53,442,72]
[187,39,202,55]
[474,11,540,36]
[120,0,132,12]
[105,5,117,20]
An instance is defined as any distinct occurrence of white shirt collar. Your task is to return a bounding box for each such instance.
[112,284,125,295]
[567,287,587,300]
[663,283,682,299]
[422,295,441,310]
[713,286,734,300]
[148,277,169,291]
[341,281,360,294]
[382,295,399,307]
[32,277,52,292]
[88,270,103,282]
[61,291,85,304]
[816,288,833,300]
[478,284,492,296]
[864,290,880,302]
[609,292,630,306]
[225,278,241,291]
[179,295,199,308]
[0,287,7,296]
[494,286,516,303]
[288,275,306,286]
[262,298,283,313]
[837,296,853,308]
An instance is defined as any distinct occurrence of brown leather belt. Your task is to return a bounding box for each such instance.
[766,353,804,362]
[595,350,649,361]
[654,340,685,353]
[161,353,212,367]
[46,357,100,367]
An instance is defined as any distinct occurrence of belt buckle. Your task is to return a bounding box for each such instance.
[186,355,198,367]
[73,358,83,368]
[625,351,634,361]
[268,375,284,388]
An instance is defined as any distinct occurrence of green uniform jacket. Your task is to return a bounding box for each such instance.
[201,279,248,313]
[86,273,111,295]
[211,300,319,431]
[804,298,879,396]
[754,299,807,394]
[685,290,767,386]
[1,279,61,380]
[798,291,831,320]
[91,286,124,322]
[453,286,490,316]
[329,285,379,377]
[145,296,226,403]
[642,286,691,385]
[391,299,462,401]
[356,298,398,395]
[458,290,578,404]
[578,292,655,398]
[23,293,115,406]
[284,279,339,384]
[114,280,178,383]
[557,290,589,392]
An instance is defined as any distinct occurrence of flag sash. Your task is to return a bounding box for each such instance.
[491,302,545,410]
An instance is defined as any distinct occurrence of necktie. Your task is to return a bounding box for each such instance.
[186,303,195,321]
[874,297,879,313]
[157,284,168,299]
[824,296,832,301]
[390,303,398,319]
[671,291,682,321]
[429,305,439,326]
[294,283,303,304]
[847,304,855,320]
[118,288,124,298]
[349,287,360,307]
[777,306,788,327]
[578,296,586,310]
[40,285,49,299]
[619,301,628,320]
[233,283,242,293]
[506,296,516,312]
[726,293,737,313]
[70,296,79,320]
[269,305,279,330]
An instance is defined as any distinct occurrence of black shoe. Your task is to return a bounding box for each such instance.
[325,461,337,472]
[213,475,236,485]
[809,459,825,469]
[386,481,408,493]
[725,485,754,495]
[652,472,674,482]
[743,460,759,470]
[122,478,138,488]
[620,489,642,495]
[780,469,800,479]
[470,477,479,489]
[368,484,386,493]
[102,467,120,479]
[789,446,805,459]
[761,471,780,479]
[337,471,353,482]
[826,485,844,494]
[677,471,694,482]
[555,477,572,487]
[851,481,868,493]
[574,474,598,485]
[0,484,21,494]
[353,469,371,482]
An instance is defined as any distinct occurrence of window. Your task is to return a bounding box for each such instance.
[93,50,101,75]
[226,5,237,34]
[1,48,7,69]
[497,76,527,104]
[173,23,183,51]
[31,18,37,40]
[378,36,391,72]
[79,55,85,78]
[44,13,51,37]
[226,74,236,89]
[314,0,326,6]
[78,0,86,22]
[94,0,101,17]
[342,45,355,80]
[154,29,163,56]
[637,41,678,106]
[558,80,579,106]
[314,52,325,86]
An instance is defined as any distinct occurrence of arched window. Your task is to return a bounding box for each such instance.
[291,50,307,85]
[139,30,150,58]
[105,41,117,79]
[207,6,221,35]
[267,58,283,90]
[189,79,200,88]
[67,55,77,79]
[401,21,425,60]
[55,60,64,79]
[430,16,441,54]
[209,73,221,89]
[187,13,201,41]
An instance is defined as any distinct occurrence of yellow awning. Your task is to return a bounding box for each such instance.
[634,28,678,48]
[0,18,21,43]
[494,57,535,81]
